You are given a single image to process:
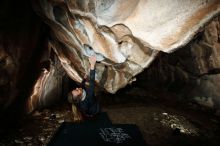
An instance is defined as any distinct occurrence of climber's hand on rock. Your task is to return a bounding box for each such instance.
[89,55,96,70]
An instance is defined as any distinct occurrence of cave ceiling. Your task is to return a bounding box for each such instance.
[32,0,220,93]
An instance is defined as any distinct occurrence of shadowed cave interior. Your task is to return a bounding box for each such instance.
[1,0,220,146]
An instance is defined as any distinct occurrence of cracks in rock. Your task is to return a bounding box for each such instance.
[208,68,220,75]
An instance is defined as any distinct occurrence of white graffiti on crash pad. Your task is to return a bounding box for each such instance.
[99,128,131,144]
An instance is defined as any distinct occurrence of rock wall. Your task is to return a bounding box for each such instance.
[26,50,68,113]
[0,0,51,114]
[32,0,220,93]
[1,0,220,114]
[136,17,220,110]
[0,0,69,114]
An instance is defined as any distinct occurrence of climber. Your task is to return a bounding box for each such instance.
[67,55,100,122]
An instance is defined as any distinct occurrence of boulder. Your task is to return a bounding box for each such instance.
[32,0,220,93]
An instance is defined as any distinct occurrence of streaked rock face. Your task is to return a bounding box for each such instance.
[32,0,220,93]
[1,0,220,113]
[27,55,67,113]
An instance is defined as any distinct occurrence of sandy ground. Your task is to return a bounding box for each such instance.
[0,95,220,146]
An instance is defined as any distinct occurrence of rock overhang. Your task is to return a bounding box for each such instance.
[32,0,220,93]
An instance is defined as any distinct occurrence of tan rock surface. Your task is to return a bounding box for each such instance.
[33,0,220,93]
